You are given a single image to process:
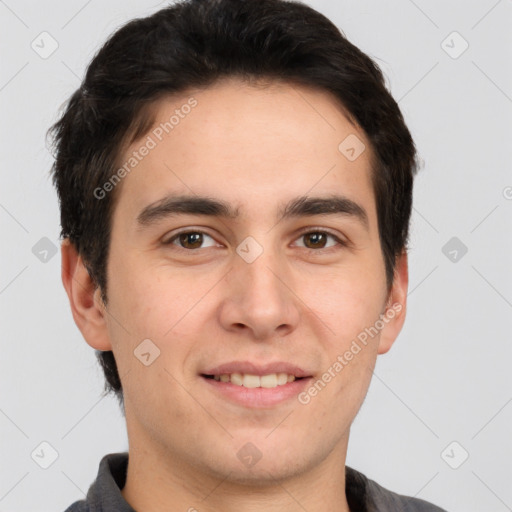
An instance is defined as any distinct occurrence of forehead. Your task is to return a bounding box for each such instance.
[113,78,376,224]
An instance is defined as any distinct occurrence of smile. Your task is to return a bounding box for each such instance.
[202,372,300,388]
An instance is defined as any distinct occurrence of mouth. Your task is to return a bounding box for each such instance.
[199,363,313,407]
[201,372,305,388]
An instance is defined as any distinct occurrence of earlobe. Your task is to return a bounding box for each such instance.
[60,238,112,351]
[377,250,409,355]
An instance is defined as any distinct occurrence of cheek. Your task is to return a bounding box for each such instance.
[314,270,385,343]
[105,264,198,413]
[311,274,383,403]
[106,261,213,379]
[109,258,184,338]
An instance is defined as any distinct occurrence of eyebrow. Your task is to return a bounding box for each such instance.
[136,193,369,231]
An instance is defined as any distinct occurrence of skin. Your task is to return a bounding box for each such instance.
[61,77,408,512]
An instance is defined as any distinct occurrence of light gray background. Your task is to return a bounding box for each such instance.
[1,0,511,511]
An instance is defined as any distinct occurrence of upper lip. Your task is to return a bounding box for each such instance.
[201,361,312,378]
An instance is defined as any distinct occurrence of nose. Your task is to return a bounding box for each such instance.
[218,242,301,341]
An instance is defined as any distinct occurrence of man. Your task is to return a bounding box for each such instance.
[50,0,448,510]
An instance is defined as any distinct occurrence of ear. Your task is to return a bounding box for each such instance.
[60,238,112,351]
[377,250,409,355]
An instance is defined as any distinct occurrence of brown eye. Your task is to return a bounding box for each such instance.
[178,232,203,249]
[295,230,344,250]
[165,231,217,250]
[303,232,328,249]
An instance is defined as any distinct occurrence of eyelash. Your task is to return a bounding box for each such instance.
[163,227,348,253]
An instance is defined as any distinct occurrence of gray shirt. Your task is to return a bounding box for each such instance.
[63,452,448,511]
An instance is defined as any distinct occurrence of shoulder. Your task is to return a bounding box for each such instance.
[346,465,449,512]
[62,501,88,512]
[61,452,131,512]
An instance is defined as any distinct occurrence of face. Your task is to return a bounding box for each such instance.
[65,77,408,485]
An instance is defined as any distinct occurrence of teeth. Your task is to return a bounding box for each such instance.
[277,373,288,385]
[260,374,277,388]
[211,372,297,388]
[231,372,243,386]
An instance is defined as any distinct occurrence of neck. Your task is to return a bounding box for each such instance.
[121,432,352,512]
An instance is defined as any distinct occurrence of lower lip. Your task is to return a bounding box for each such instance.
[200,376,312,407]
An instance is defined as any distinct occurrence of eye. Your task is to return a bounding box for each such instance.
[293,229,346,250]
[162,228,347,252]
[163,230,218,250]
